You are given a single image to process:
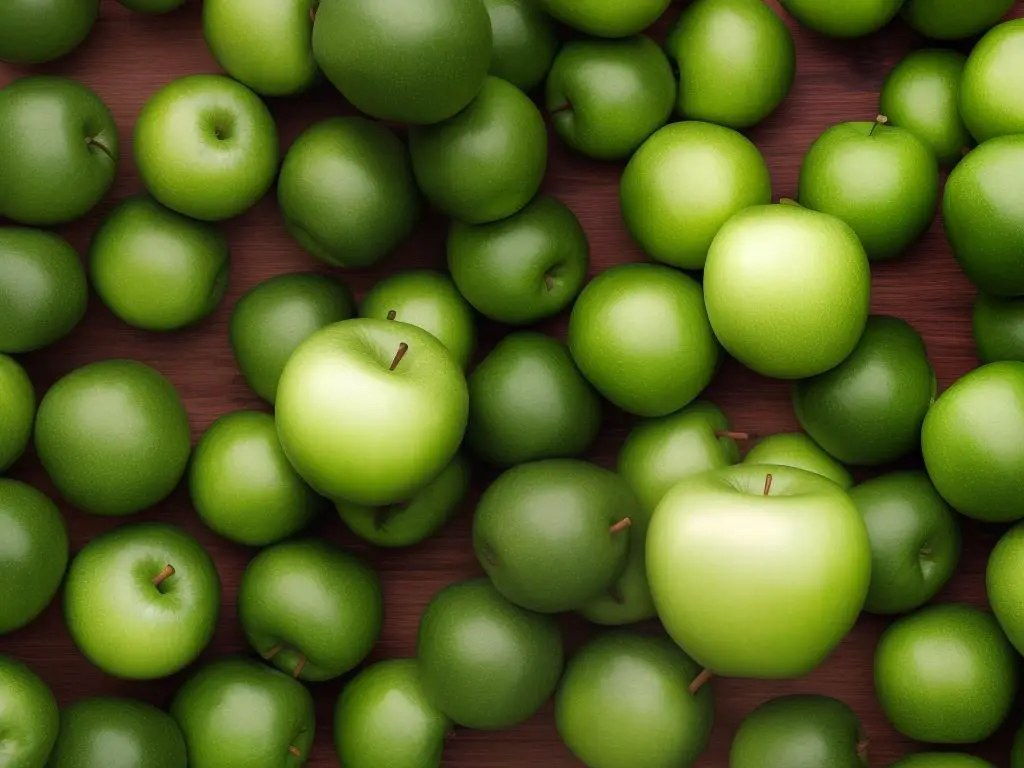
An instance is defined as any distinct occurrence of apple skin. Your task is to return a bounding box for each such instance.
[902,0,1013,39]
[0,76,117,226]
[189,411,323,547]
[555,633,714,768]
[974,293,1024,363]
[171,657,315,767]
[849,471,961,615]
[0,480,68,635]
[0,355,34,473]
[568,263,720,417]
[89,195,230,332]
[960,19,1024,144]
[874,603,1018,743]
[483,0,558,93]
[447,195,589,325]
[276,318,469,506]
[537,0,672,38]
[417,578,563,730]
[986,522,1024,657]
[229,272,355,405]
[409,77,547,225]
[743,433,853,490]
[891,756,996,768]
[0,656,58,768]
[666,0,795,130]
[134,74,278,222]
[798,119,940,262]
[647,464,871,679]
[704,203,871,379]
[921,361,1024,522]
[0,0,98,64]
[777,0,903,37]
[794,315,936,466]
[620,121,772,270]
[334,658,451,768]
[545,35,675,160]
[203,0,317,96]
[278,117,421,269]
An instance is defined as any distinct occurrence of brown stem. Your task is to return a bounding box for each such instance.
[288,745,302,758]
[550,101,572,115]
[86,136,116,162]
[152,565,175,587]
[293,655,307,679]
[716,430,749,440]
[763,473,773,496]
[389,342,409,371]
[261,643,284,660]
[386,310,397,321]
[609,517,632,534]
[869,114,888,136]
[688,669,713,694]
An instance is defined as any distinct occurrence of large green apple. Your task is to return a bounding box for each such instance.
[960,19,1024,143]
[647,464,871,678]
[64,523,221,680]
[704,203,871,379]
[743,432,853,490]
[483,0,558,93]
[568,263,719,417]
[312,0,491,124]
[974,293,1024,363]
[556,633,714,768]
[891,756,996,768]
[778,0,903,37]
[987,522,1024,656]
[0,656,58,768]
[537,0,671,38]
[0,355,34,473]
[275,318,468,506]
[666,0,795,129]
[620,121,772,269]
[0,76,117,226]
[902,0,1013,39]
[0,0,98,64]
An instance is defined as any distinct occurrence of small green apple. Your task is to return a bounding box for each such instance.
[890,756,996,768]
[902,0,1013,39]
[974,293,1024,363]
[743,433,853,489]
[0,0,98,64]
[537,0,671,38]
[987,522,1024,656]
[483,0,558,92]
[0,656,58,767]
[778,0,904,37]
[960,19,1024,143]
[0,355,34,473]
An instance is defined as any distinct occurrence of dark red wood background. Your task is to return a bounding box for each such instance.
[3,1,1021,765]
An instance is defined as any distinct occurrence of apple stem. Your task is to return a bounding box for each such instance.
[389,342,409,371]
[293,655,307,679]
[869,114,888,136]
[308,5,316,23]
[763,473,773,496]
[716,430,750,440]
[86,136,116,162]
[609,517,632,534]
[544,273,555,291]
[550,101,572,115]
[288,745,301,758]
[856,738,869,760]
[261,643,284,660]
[688,669,713,694]
[152,564,175,587]
[386,310,397,321]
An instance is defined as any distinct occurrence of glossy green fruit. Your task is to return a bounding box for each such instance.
[0,0,98,64]
[874,603,1018,743]
[960,19,1024,143]
[312,0,492,124]
[0,656,58,768]
[974,293,1024,363]
[537,0,671,38]
[483,0,558,92]
[778,0,903,37]
[987,522,1024,657]
[666,0,795,129]
[794,316,936,465]
[410,76,547,224]
[278,117,421,269]
[556,633,714,768]
[0,355,34,473]
[118,0,186,12]
[890,756,996,768]
[417,578,563,730]
[902,0,1013,39]
[743,433,853,489]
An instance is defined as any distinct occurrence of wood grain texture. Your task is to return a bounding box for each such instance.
[2,1,1022,765]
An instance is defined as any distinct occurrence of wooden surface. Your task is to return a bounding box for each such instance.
[2,1,1021,765]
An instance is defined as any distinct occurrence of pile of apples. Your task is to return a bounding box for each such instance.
[3,0,1024,766]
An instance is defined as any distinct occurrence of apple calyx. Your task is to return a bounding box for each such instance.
[152,564,175,587]
[389,342,409,371]
[868,114,888,136]
[293,654,308,679]
[609,517,632,535]
[688,669,713,694]
[763,473,773,496]
[86,136,116,163]
[386,310,397,321]
[288,745,302,758]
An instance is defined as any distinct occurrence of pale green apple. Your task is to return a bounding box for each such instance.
[537,0,672,38]
[0,656,58,768]
[960,19,1024,143]
[743,432,853,489]
[778,0,904,37]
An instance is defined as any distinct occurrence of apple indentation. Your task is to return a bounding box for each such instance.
[609,517,632,535]
[688,669,713,694]
[389,342,409,371]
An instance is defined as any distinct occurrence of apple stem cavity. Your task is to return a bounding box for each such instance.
[288,745,302,758]
[152,564,175,587]
[386,310,397,321]
[293,655,307,679]
[869,114,888,136]
[688,669,713,694]
[609,517,632,535]
[763,473,773,496]
[86,136,116,163]
[261,643,284,660]
[389,342,409,371]
[716,430,750,440]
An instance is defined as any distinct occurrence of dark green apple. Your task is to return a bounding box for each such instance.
[0,355,34,473]
[447,195,589,325]
[974,293,1024,363]
[0,76,117,226]
[794,315,936,465]
[537,0,671,38]
[960,19,1024,143]
[902,0,1013,39]
[0,656,58,768]
[874,603,1018,743]
[666,0,795,129]
[417,578,563,730]
[890,756,996,768]
[987,523,1024,659]
[483,0,558,92]
[0,0,98,64]
[556,633,714,768]
[545,35,675,160]
[743,433,853,489]
[409,76,547,224]
[278,116,421,269]
[467,332,601,467]
[777,0,903,37]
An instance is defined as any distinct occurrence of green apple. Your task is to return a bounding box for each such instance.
[794,315,936,465]
[238,539,383,681]
[89,194,230,332]
[229,272,355,404]
[278,116,421,269]
[64,522,220,680]
[410,76,547,224]
[134,74,278,222]
[203,0,317,96]
[880,49,973,168]
[666,0,795,129]
[704,203,871,379]
[850,471,961,615]
[944,135,1024,296]
[777,0,903,37]
[797,118,939,261]
[0,0,97,64]
[47,697,187,768]
[336,453,470,548]
[189,411,323,547]
[417,578,563,730]
[987,522,1024,656]
[360,270,476,369]
[447,195,589,325]
[974,293,1024,363]
[960,19,1024,143]
[874,603,1018,743]
[730,694,867,768]
[890,756,996,768]
[312,0,492,124]
[34,360,191,517]
[473,459,634,613]
[568,263,719,417]
[334,658,451,768]
[0,76,117,226]
[537,0,671,38]
[556,633,714,768]
[902,0,1013,39]
[0,355,34,473]
[743,433,853,489]
[545,35,675,160]
[647,464,871,678]
[276,318,468,506]
[171,657,315,767]
[922,361,1024,522]
[467,332,601,467]
[0,480,67,635]
[620,121,772,269]
[0,656,58,768]
[483,0,558,92]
